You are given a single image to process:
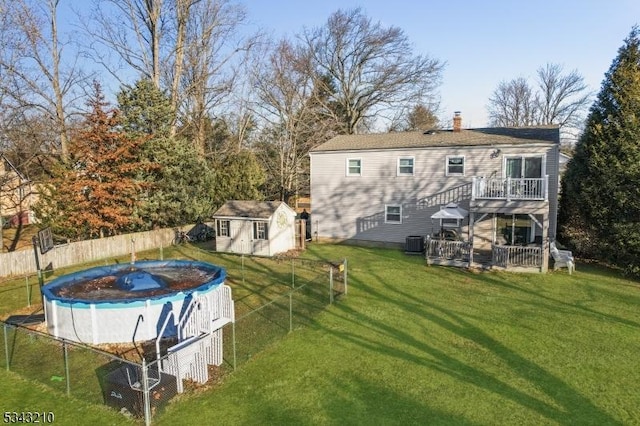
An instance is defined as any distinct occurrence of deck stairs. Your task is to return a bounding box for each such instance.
[157,285,234,393]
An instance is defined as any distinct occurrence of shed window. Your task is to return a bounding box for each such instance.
[217,220,230,237]
[254,221,268,240]
[446,156,465,176]
[397,157,414,176]
[385,205,402,224]
[347,158,362,176]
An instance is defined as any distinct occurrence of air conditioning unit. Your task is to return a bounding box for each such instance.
[405,236,425,254]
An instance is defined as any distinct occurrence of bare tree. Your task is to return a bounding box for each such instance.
[85,0,167,88]
[84,0,190,137]
[251,39,334,202]
[0,153,37,251]
[1,112,60,180]
[488,63,591,130]
[535,63,591,128]
[488,77,537,127]
[178,0,253,152]
[303,8,444,134]
[169,0,191,136]
[85,0,257,152]
[0,0,88,162]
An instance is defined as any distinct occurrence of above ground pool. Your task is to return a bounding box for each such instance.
[42,260,228,345]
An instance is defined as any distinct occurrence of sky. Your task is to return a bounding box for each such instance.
[244,0,640,129]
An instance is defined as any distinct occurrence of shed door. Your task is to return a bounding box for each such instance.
[230,220,251,254]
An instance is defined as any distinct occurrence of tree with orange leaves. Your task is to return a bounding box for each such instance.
[35,82,155,239]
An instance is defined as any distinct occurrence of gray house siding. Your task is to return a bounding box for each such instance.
[310,143,558,245]
[546,144,560,239]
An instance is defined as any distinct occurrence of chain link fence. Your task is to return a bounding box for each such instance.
[1,253,347,425]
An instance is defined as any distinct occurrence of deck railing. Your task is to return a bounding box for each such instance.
[492,245,542,268]
[426,238,471,262]
[472,176,548,201]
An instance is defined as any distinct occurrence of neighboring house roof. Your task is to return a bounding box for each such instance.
[559,152,572,165]
[212,200,291,220]
[311,126,560,152]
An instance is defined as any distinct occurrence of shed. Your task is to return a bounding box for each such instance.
[211,200,297,256]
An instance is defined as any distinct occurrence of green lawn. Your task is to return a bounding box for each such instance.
[2,243,640,425]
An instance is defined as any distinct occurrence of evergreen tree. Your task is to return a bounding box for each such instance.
[403,104,440,131]
[180,114,266,207]
[138,136,217,228]
[212,149,265,207]
[117,79,174,136]
[559,27,640,274]
[116,79,218,228]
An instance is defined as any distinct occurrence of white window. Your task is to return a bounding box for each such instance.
[385,205,402,224]
[346,158,362,176]
[397,157,414,176]
[446,156,465,176]
[253,221,268,240]
[217,220,230,237]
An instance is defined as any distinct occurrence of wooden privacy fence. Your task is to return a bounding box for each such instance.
[0,226,194,278]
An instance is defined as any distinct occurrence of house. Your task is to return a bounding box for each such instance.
[211,200,298,256]
[309,113,561,272]
[558,152,572,185]
[0,153,37,226]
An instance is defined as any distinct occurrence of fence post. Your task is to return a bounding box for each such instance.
[26,276,31,307]
[343,259,348,295]
[241,254,245,284]
[232,322,237,371]
[329,267,334,304]
[142,359,151,426]
[160,242,164,260]
[130,238,136,264]
[289,292,293,332]
[63,341,70,396]
[3,323,10,371]
[291,259,295,288]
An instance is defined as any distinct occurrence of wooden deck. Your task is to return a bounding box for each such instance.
[426,244,545,273]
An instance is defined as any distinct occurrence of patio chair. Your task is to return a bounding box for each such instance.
[550,241,575,274]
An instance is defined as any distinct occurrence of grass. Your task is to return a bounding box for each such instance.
[2,243,640,425]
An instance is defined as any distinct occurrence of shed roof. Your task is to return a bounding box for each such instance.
[311,127,560,153]
[212,200,289,219]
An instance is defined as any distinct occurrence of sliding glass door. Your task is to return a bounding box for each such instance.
[505,156,544,198]
[506,156,543,179]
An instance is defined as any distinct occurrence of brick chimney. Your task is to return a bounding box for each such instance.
[453,111,462,132]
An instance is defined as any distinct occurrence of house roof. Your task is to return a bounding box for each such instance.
[212,200,289,219]
[559,152,572,163]
[311,126,560,153]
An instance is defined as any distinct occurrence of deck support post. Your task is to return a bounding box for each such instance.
[542,212,549,272]
[468,212,475,267]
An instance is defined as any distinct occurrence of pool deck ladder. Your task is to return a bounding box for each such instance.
[154,285,235,393]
